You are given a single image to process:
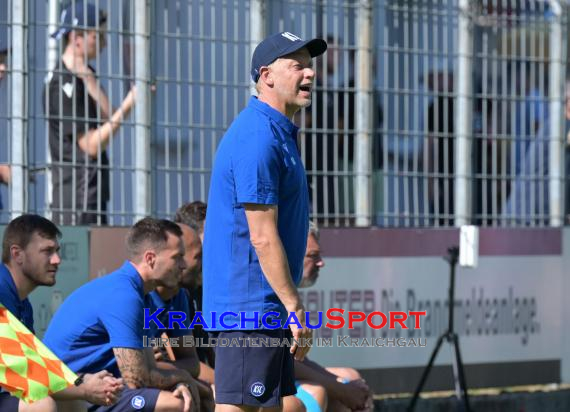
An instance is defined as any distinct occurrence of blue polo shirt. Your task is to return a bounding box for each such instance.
[43,261,145,377]
[144,289,192,338]
[203,96,309,331]
[0,264,34,332]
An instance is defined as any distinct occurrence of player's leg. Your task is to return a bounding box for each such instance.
[294,382,327,412]
[283,395,306,412]
[18,396,57,412]
[324,367,361,382]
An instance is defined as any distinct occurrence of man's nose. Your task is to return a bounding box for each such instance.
[51,253,61,266]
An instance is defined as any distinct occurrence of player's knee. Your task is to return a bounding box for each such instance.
[154,390,186,412]
[299,383,327,411]
[283,394,306,412]
[327,367,361,382]
[19,396,57,412]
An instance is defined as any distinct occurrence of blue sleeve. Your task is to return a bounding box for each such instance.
[170,292,192,338]
[233,129,282,205]
[101,291,144,349]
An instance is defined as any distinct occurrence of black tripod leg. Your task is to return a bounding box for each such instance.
[450,334,471,412]
[408,333,446,412]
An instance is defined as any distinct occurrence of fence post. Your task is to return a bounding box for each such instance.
[250,0,265,90]
[548,0,565,227]
[134,0,151,221]
[355,0,373,227]
[10,0,27,218]
[454,0,473,226]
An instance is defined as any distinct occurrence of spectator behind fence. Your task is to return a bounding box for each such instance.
[301,35,355,223]
[44,2,136,225]
[503,81,570,226]
[0,214,124,412]
[288,222,374,412]
[426,72,454,226]
[203,32,326,409]
[0,42,10,214]
[44,218,196,412]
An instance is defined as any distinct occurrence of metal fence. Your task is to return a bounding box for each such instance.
[0,0,568,227]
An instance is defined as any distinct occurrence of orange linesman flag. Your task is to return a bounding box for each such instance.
[0,303,78,403]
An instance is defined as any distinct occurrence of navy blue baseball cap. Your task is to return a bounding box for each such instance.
[251,31,327,83]
[51,2,107,39]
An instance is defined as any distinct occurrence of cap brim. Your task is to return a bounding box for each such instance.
[304,38,328,58]
[51,28,67,39]
[276,37,328,61]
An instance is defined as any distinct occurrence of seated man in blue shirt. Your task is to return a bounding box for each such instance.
[0,214,124,412]
[292,222,373,412]
[145,221,215,412]
[44,218,196,412]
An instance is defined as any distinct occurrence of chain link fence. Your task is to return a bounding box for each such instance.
[0,0,568,227]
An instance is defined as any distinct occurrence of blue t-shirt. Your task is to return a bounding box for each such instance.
[43,261,145,377]
[0,263,34,332]
[203,96,309,331]
[144,289,192,338]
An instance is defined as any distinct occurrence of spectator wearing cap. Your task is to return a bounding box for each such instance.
[203,32,327,410]
[43,2,136,225]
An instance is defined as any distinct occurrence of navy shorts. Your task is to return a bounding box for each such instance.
[0,392,19,412]
[213,329,296,407]
[88,388,160,412]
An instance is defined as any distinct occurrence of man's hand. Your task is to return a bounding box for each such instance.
[288,306,312,361]
[337,379,372,411]
[81,370,124,406]
[153,345,166,362]
[172,383,194,412]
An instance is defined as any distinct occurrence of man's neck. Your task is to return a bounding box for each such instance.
[257,93,298,121]
[5,263,35,301]
[130,261,156,295]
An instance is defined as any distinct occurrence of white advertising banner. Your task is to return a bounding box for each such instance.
[300,255,562,369]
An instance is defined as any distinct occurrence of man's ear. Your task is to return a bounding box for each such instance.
[143,250,156,269]
[10,245,24,265]
[259,66,273,87]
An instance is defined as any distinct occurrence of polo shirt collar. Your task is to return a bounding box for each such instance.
[249,96,299,137]
[148,290,170,309]
[120,260,144,293]
[0,263,21,302]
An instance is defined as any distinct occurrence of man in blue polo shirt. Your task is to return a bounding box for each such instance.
[203,32,327,410]
[145,221,215,412]
[0,214,124,411]
[44,218,195,412]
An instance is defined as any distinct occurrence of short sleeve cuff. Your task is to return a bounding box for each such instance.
[237,194,278,205]
[110,337,143,349]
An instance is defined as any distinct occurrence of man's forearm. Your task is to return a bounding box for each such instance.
[50,385,85,401]
[148,366,193,390]
[253,233,301,312]
[198,361,215,385]
[295,359,344,397]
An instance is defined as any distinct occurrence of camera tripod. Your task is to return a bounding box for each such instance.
[408,246,471,412]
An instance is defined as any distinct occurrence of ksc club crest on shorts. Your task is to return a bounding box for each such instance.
[131,394,146,409]
[250,382,266,397]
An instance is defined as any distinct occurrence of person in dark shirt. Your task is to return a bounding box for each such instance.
[44,2,136,225]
